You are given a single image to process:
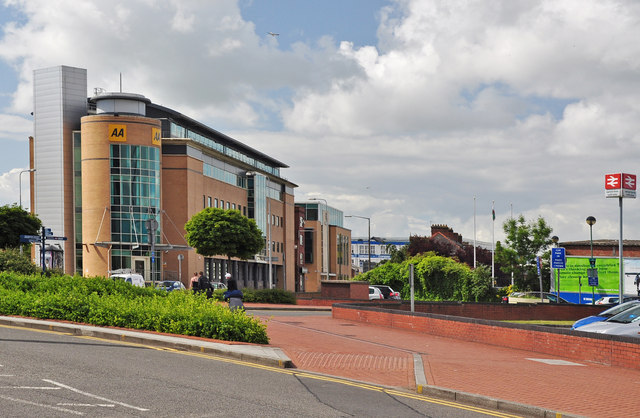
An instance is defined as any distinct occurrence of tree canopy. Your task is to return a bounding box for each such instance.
[495,215,553,291]
[0,204,42,248]
[184,208,264,260]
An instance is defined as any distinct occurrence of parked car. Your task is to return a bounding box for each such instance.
[369,286,384,300]
[155,280,186,292]
[210,282,228,290]
[575,304,640,337]
[571,300,640,330]
[110,272,145,288]
[595,296,620,305]
[503,292,571,304]
[371,285,401,300]
[594,295,640,306]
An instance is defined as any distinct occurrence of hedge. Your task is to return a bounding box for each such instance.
[0,272,268,344]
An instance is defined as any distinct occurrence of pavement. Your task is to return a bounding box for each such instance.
[3,304,640,418]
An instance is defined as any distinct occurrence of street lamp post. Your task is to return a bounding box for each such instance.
[345,215,370,272]
[552,236,559,298]
[586,216,596,304]
[19,169,36,208]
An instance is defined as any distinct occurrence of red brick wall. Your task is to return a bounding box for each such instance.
[332,304,640,370]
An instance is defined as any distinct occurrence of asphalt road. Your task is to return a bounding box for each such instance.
[0,324,514,417]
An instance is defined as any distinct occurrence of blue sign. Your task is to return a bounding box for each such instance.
[551,247,566,269]
[587,268,598,287]
[19,234,40,243]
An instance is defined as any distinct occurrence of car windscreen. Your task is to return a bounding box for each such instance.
[606,305,640,323]
[601,301,640,317]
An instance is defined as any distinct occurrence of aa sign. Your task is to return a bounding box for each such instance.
[605,173,636,198]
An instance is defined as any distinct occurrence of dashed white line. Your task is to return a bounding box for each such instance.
[0,394,84,415]
[58,403,115,408]
[43,379,149,412]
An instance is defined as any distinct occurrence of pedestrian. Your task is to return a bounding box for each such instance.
[223,272,243,311]
[190,272,199,290]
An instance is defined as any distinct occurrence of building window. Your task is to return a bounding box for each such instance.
[214,198,218,208]
[208,196,212,207]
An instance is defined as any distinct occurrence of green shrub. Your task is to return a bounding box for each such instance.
[0,272,268,344]
[0,248,38,275]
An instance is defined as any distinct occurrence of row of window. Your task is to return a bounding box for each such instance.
[168,121,281,177]
[204,195,247,216]
[203,195,284,228]
[351,245,391,255]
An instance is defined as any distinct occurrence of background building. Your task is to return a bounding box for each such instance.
[31,65,296,290]
[295,202,351,292]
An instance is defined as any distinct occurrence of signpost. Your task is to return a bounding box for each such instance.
[605,173,636,304]
[551,247,566,299]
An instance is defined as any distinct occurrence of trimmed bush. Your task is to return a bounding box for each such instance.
[0,272,268,344]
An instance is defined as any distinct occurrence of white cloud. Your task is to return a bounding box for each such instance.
[2,0,640,245]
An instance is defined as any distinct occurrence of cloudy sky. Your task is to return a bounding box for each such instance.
[1,0,640,245]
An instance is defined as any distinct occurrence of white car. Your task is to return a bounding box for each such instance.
[110,273,145,288]
[369,286,384,300]
[576,304,640,337]
[595,296,620,305]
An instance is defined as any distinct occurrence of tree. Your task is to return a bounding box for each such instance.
[0,248,37,274]
[184,208,264,262]
[495,215,553,291]
[0,204,42,248]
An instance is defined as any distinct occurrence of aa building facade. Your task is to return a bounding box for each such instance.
[31,65,297,290]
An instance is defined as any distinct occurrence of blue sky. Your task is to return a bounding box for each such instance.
[2,0,640,245]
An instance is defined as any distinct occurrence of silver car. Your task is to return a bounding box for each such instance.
[576,304,640,337]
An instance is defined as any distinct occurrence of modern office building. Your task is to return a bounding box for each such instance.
[295,202,352,292]
[31,65,296,290]
[350,237,409,272]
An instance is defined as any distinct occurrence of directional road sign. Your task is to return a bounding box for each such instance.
[46,236,68,241]
[19,234,41,243]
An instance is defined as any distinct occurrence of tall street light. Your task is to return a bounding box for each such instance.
[345,215,370,272]
[310,198,329,281]
[586,216,596,260]
[19,168,36,208]
[586,216,596,305]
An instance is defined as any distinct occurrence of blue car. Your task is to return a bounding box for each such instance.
[571,300,640,330]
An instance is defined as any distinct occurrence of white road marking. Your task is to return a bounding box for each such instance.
[43,379,149,412]
[0,386,60,389]
[58,403,115,408]
[526,358,585,366]
[0,394,84,415]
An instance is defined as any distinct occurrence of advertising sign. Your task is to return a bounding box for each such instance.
[559,257,640,300]
[605,173,636,198]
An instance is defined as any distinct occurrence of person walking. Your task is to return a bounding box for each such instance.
[223,272,243,311]
[190,272,199,290]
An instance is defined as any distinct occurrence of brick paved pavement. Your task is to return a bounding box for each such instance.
[249,304,640,418]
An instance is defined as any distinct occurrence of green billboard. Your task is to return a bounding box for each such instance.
[559,257,619,293]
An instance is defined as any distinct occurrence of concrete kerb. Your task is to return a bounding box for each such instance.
[0,316,293,369]
[417,384,584,418]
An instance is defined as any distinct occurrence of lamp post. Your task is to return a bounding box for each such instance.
[310,198,329,281]
[345,215,370,272]
[586,216,596,304]
[552,236,559,298]
[586,216,596,260]
[19,168,36,208]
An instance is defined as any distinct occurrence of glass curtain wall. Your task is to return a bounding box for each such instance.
[109,144,161,275]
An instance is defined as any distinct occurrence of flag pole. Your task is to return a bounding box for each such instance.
[492,200,495,284]
[473,196,477,268]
